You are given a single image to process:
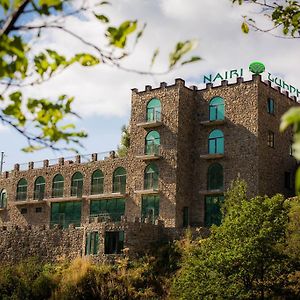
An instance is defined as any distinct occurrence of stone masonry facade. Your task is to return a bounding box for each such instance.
[0,75,298,263]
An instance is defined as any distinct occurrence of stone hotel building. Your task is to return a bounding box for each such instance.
[0,75,297,262]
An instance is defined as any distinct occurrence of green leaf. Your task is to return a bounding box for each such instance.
[181,56,202,65]
[94,13,109,23]
[169,40,198,68]
[73,53,100,66]
[241,22,249,33]
[295,167,300,195]
[150,48,159,67]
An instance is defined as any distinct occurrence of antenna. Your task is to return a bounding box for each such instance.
[0,152,4,173]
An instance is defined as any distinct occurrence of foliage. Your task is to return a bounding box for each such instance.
[0,258,55,300]
[0,0,200,152]
[0,241,181,300]
[117,124,130,158]
[172,180,300,300]
[233,0,300,38]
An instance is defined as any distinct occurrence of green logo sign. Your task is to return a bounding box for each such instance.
[249,61,265,75]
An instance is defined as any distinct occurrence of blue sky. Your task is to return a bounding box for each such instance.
[1,0,299,171]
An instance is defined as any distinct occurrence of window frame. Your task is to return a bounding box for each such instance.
[16,178,28,201]
[146,98,161,122]
[145,130,160,155]
[113,167,127,194]
[52,174,64,198]
[71,172,83,197]
[209,96,225,121]
[208,129,224,154]
[207,163,224,190]
[34,176,46,200]
[144,163,159,190]
[267,98,275,115]
[91,169,104,195]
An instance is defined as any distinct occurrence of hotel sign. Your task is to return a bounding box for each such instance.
[203,62,300,98]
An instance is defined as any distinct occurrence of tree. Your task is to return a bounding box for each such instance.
[232,0,300,38]
[172,180,300,299]
[117,124,130,158]
[0,0,200,152]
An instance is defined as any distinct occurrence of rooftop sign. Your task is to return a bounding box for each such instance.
[203,62,300,98]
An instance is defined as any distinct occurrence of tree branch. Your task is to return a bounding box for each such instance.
[0,0,31,36]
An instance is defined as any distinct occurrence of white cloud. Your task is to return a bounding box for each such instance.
[3,0,300,168]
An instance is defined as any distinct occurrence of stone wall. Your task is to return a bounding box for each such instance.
[0,220,165,264]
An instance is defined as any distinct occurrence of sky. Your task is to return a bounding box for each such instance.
[1,0,299,171]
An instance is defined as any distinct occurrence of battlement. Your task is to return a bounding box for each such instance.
[131,75,299,103]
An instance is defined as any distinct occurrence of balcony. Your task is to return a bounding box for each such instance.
[199,189,224,195]
[134,179,159,194]
[200,119,225,126]
[200,153,224,160]
[137,111,162,128]
[136,145,161,160]
[89,212,124,223]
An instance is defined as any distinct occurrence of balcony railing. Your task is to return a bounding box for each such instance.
[146,110,161,122]
[70,186,83,197]
[16,191,27,201]
[89,212,124,222]
[33,190,45,201]
[112,182,126,194]
[51,188,64,198]
[145,144,160,156]
[90,184,104,195]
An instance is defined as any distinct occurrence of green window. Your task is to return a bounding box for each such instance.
[145,131,160,155]
[183,206,189,228]
[85,231,99,255]
[144,163,159,190]
[113,167,126,194]
[209,97,224,121]
[205,195,224,227]
[50,201,82,228]
[16,178,27,201]
[34,176,45,200]
[91,169,104,195]
[207,163,223,190]
[0,189,7,208]
[52,174,64,198]
[71,172,83,197]
[267,98,275,114]
[90,198,125,221]
[208,129,224,154]
[147,98,161,122]
[141,195,160,223]
[104,231,124,254]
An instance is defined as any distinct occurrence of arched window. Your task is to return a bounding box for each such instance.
[34,176,45,200]
[91,169,104,195]
[207,163,223,190]
[147,98,161,122]
[209,97,224,121]
[71,172,83,197]
[144,163,159,190]
[52,174,64,198]
[145,131,160,155]
[16,178,27,201]
[0,189,7,208]
[113,167,126,194]
[208,129,224,154]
